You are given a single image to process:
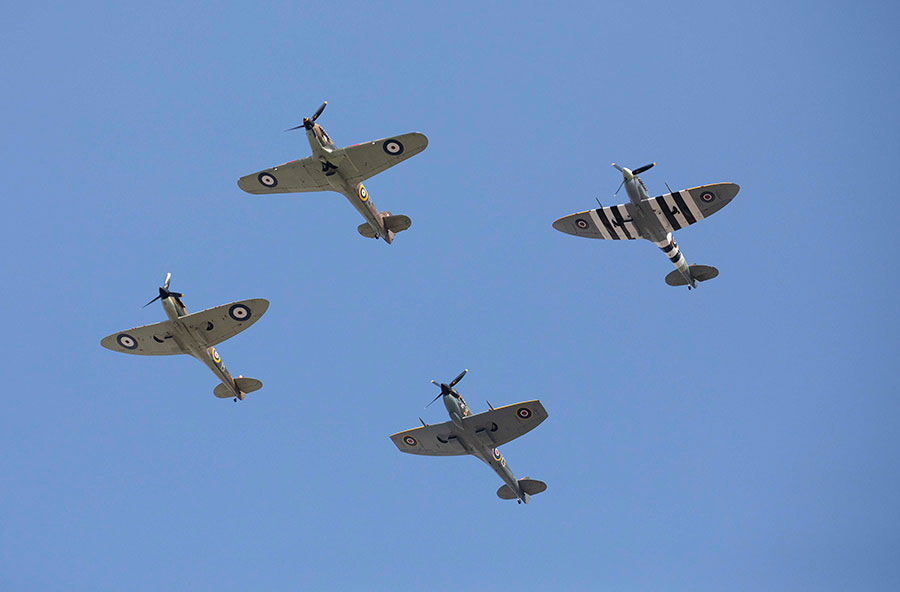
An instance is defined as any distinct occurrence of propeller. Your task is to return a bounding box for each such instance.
[286,101,327,132]
[143,272,183,308]
[611,161,655,195]
[425,369,468,408]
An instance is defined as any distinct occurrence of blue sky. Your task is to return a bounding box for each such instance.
[2,1,899,589]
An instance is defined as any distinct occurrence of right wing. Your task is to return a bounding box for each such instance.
[180,299,269,348]
[334,132,429,186]
[237,156,332,194]
[461,400,548,447]
[100,320,185,356]
[552,204,642,240]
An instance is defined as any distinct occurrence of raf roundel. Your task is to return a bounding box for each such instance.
[382,139,404,156]
[403,435,418,447]
[492,447,502,461]
[117,333,138,350]
[358,184,368,202]
[228,304,252,322]
[700,191,716,203]
[258,172,278,188]
[575,218,589,230]
[516,407,533,420]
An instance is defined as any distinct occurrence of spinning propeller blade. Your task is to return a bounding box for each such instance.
[286,101,328,132]
[449,369,468,388]
[632,162,655,175]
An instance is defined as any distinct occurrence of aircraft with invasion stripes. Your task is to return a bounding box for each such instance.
[553,163,739,289]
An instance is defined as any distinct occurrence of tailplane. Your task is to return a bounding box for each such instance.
[213,377,263,399]
[665,264,718,287]
[497,478,547,501]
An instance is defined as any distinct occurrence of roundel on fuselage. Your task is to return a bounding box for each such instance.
[492,447,502,461]
[358,184,368,202]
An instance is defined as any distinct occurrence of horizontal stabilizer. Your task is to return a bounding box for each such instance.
[357,222,377,239]
[213,377,262,398]
[665,264,719,287]
[497,478,547,500]
[383,214,411,233]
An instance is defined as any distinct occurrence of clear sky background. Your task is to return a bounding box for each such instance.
[2,1,898,590]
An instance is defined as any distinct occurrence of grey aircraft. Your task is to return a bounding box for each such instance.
[553,163,740,289]
[391,370,549,504]
[237,101,428,244]
[100,273,268,402]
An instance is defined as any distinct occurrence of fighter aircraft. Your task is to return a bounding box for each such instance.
[100,274,268,402]
[237,101,428,244]
[391,370,549,504]
[553,163,740,289]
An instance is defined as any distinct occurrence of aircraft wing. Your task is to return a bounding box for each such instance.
[100,320,185,356]
[390,400,548,456]
[391,421,469,456]
[552,204,643,240]
[181,299,269,348]
[334,132,429,186]
[237,156,332,194]
[647,182,740,232]
[461,400,548,447]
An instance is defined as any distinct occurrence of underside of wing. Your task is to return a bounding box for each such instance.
[337,132,428,186]
[237,156,332,194]
[100,320,184,355]
[553,204,642,240]
[648,182,740,232]
[390,421,468,456]
[181,299,269,348]
[462,400,548,447]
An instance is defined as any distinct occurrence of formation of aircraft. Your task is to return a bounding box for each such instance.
[102,103,744,504]
[237,101,428,244]
[390,370,549,504]
[553,163,739,289]
[100,274,268,402]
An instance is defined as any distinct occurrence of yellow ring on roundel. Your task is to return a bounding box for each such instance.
[212,348,221,363]
[492,447,502,462]
[358,184,368,202]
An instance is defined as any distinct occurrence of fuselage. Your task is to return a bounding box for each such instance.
[305,124,394,243]
[441,394,530,504]
[160,296,244,400]
[620,169,697,288]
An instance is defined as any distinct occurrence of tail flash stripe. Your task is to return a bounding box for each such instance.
[588,209,613,239]
[672,191,697,226]
[656,195,682,231]
[609,206,633,239]
[595,208,621,239]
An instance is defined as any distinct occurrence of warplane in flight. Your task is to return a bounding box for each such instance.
[100,274,268,402]
[391,370,549,504]
[553,163,739,289]
[237,101,428,244]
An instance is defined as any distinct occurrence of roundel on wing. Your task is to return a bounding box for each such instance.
[700,191,716,203]
[575,218,589,230]
[403,435,418,447]
[383,139,404,156]
[258,172,278,188]
[229,304,251,322]
[516,407,533,420]
[117,333,138,350]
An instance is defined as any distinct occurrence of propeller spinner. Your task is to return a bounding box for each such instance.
[286,101,327,132]
[143,272,183,308]
[425,369,468,408]
[611,162,655,195]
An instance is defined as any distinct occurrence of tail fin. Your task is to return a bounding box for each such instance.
[383,214,411,234]
[665,264,718,287]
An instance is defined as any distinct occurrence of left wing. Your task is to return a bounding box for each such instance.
[391,421,468,456]
[101,320,184,355]
[181,299,269,348]
[237,156,332,194]
[553,204,642,240]
[647,182,740,232]
[332,132,428,186]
